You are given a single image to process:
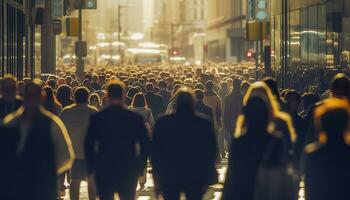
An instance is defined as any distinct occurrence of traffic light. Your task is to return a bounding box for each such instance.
[246,50,254,60]
[84,0,97,9]
[52,0,63,18]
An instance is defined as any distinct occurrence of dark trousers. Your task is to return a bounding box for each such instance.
[99,188,136,200]
[162,186,206,200]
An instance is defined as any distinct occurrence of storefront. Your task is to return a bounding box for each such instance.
[270,0,348,88]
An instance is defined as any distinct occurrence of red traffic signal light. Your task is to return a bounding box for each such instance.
[246,50,254,60]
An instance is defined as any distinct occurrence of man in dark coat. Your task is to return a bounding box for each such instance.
[152,87,218,200]
[145,83,165,119]
[194,89,214,122]
[2,80,74,200]
[305,98,350,200]
[0,75,23,120]
[85,80,150,200]
[158,80,171,107]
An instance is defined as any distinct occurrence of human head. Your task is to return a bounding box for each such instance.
[1,74,17,101]
[232,78,242,91]
[195,89,204,101]
[74,86,90,104]
[89,93,101,107]
[205,80,214,91]
[314,98,350,143]
[107,79,125,102]
[175,87,196,112]
[132,93,147,108]
[127,87,140,99]
[285,90,301,113]
[262,77,281,102]
[145,83,154,92]
[331,73,350,98]
[244,96,270,131]
[56,84,72,104]
[24,79,44,110]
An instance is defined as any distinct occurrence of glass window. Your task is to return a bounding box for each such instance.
[308,5,318,62]
[318,4,326,65]
[289,9,300,66]
[300,8,308,62]
[274,15,281,70]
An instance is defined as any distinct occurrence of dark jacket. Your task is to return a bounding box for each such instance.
[85,105,150,193]
[152,110,218,190]
[146,91,165,119]
[194,101,214,123]
[159,89,171,107]
[223,91,242,134]
[4,112,57,200]
[222,131,285,200]
[0,97,22,120]
[305,141,350,200]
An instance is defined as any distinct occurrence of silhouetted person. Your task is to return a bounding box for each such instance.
[56,84,74,108]
[285,90,308,168]
[2,79,74,200]
[152,87,218,200]
[223,78,243,147]
[194,89,214,122]
[85,80,150,200]
[60,86,98,200]
[331,73,349,99]
[43,86,62,115]
[305,98,350,200]
[0,75,22,120]
[223,96,286,200]
[145,83,165,119]
[159,80,171,107]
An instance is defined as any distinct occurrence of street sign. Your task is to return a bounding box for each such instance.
[66,18,79,36]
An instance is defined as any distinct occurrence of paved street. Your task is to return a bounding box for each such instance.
[63,160,228,200]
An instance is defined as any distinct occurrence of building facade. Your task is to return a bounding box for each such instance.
[207,0,251,62]
[270,0,350,87]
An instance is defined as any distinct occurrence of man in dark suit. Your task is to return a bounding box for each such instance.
[152,87,218,200]
[145,83,165,119]
[85,80,150,200]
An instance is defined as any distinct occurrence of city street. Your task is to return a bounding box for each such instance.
[63,160,228,200]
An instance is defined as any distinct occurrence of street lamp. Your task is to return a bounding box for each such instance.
[117,4,134,65]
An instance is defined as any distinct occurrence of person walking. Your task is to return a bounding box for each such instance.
[152,87,218,200]
[2,79,74,200]
[0,75,23,120]
[305,98,350,200]
[60,86,98,200]
[145,83,165,119]
[85,80,150,200]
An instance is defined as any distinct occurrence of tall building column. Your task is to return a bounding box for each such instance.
[41,0,56,74]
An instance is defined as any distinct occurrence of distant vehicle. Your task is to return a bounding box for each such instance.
[124,48,166,64]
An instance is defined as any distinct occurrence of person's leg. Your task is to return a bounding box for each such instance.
[162,187,181,200]
[184,186,206,200]
[87,177,97,200]
[69,179,81,200]
[138,168,147,190]
[99,191,114,200]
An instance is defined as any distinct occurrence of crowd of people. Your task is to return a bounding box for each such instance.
[0,63,349,200]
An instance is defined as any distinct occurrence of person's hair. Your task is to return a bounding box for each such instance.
[46,79,57,90]
[195,89,204,100]
[331,73,350,98]
[24,79,43,98]
[158,80,167,89]
[262,77,281,102]
[145,83,154,92]
[314,98,350,142]
[132,93,147,107]
[127,87,140,99]
[89,93,101,105]
[107,79,125,100]
[56,84,72,105]
[245,96,269,131]
[285,90,301,107]
[175,87,196,112]
[74,86,90,104]
[232,78,242,91]
[205,80,214,91]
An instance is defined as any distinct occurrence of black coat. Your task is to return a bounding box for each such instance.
[222,131,285,200]
[4,113,57,200]
[0,97,22,120]
[85,105,150,193]
[305,142,350,200]
[152,110,218,190]
[195,101,214,123]
[146,91,165,119]
[223,91,242,134]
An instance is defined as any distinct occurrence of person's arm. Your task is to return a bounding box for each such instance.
[148,109,155,128]
[49,114,75,174]
[85,115,98,174]
[136,116,151,175]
